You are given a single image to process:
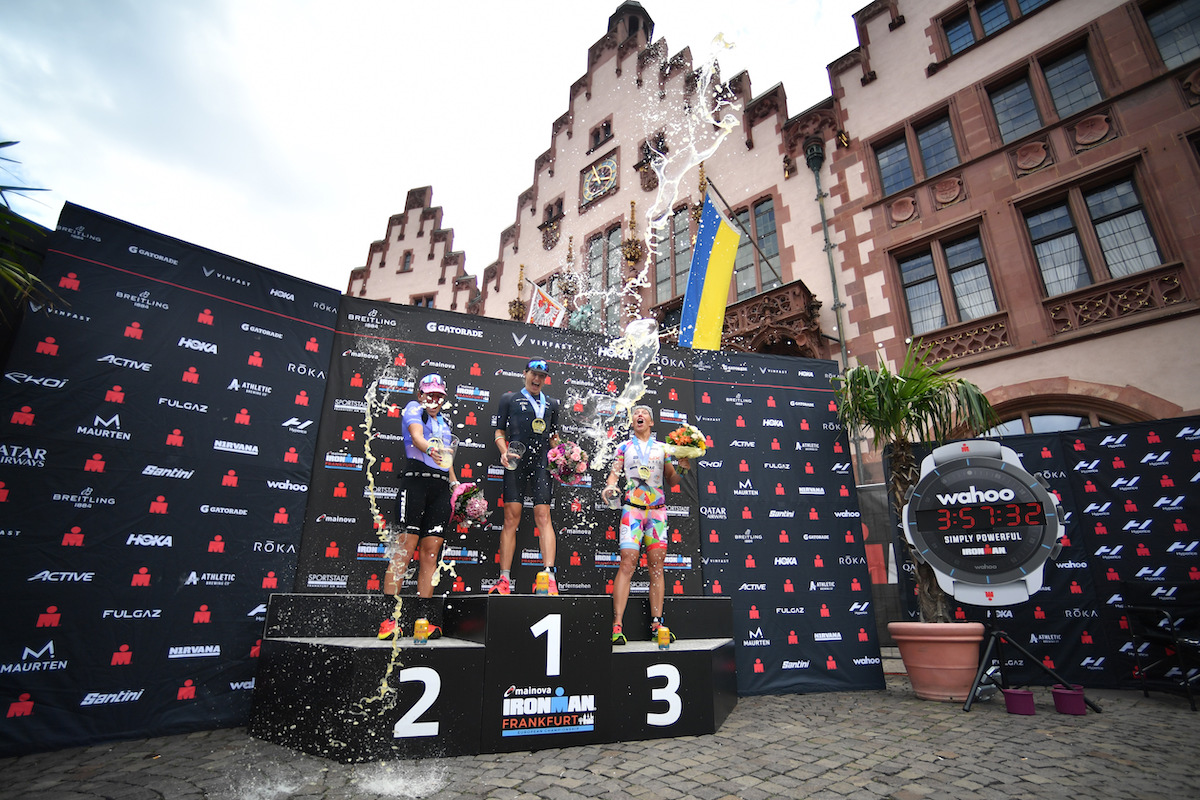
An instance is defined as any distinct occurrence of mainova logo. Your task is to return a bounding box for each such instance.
[935,485,1016,505]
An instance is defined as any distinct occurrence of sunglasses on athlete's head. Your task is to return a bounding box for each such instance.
[526,359,549,374]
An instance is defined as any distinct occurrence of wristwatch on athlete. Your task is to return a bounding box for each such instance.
[901,439,1064,606]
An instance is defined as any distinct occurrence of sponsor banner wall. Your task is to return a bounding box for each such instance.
[691,351,884,695]
[889,418,1199,687]
[293,300,885,696]
[0,204,339,756]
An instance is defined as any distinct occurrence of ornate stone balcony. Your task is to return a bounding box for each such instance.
[916,312,1011,363]
[1044,262,1188,334]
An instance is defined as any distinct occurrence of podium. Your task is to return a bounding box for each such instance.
[249,593,736,762]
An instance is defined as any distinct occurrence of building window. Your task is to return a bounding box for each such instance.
[939,0,1060,58]
[591,120,613,150]
[654,206,692,305]
[412,294,434,308]
[990,76,1041,143]
[587,226,624,334]
[873,113,961,196]
[1023,177,1161,296]
[399,252,413,273]
[1146,0,1200,69]
[945,12,975,55]
[732,198,781,303]
[875,138,915,195]
[978,0,1013,35]
[1016,0,1052,13]
[897,232,998,336]
[916,117,960,178]
[988,45,1103,144]
[1042,49,1101,117]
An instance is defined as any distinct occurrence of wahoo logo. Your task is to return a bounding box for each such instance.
[1123,520,1153,533]
[1111,477,1140,490]
[1099,434,1127,447]
[177,336,217,354]
[935,485,1015,505]
[266,479,308,492]
[1154,496,1185,510]
[1141,451,1171,466]
[230,678,256,690]
[1073,459,1100,472]
[1083,502,1111,514]
[1136,566,1168,579]
[1167,541,1200,554]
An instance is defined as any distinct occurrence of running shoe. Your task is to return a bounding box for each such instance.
[488,575,511,595]
[377,619,401,640]
[611,624,627,645]
[547,574,559,596]
[650,621,677,643]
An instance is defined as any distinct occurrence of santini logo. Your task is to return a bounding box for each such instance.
[935,485,1016,505]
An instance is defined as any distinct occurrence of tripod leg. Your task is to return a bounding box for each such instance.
[963,631,1001,712]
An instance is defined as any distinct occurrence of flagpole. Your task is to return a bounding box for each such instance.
[705,178,780,279]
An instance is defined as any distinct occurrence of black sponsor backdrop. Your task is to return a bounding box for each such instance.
[0,204,339,756]
[889,418,1200,688]
[293,300,885,696]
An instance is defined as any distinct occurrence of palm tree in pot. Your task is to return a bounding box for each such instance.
[834,342,997,700]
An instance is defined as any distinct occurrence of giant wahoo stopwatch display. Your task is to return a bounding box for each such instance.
[902,440,1064,605]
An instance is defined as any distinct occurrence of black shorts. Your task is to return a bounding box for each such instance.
[502,461,553,506]
[397,472,453,539]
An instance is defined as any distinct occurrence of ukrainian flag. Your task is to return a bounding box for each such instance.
[678,192,741,350]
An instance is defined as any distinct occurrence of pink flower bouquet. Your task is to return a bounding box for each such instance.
[449,482,488,529]
[547,440,589,485]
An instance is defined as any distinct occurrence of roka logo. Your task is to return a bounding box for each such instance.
[935,485,1015,505]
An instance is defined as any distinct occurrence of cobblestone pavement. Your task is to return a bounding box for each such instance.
[3,674,1198,800]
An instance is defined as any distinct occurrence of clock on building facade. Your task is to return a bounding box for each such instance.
[581,152,618,204]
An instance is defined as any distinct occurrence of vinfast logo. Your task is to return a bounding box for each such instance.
[97,354,152,371]
[177,336,217,354]
[201,266,249,286]
[935,485,1016,505]
[5,371,69,389]
[425,320,482,338]
[759,366,787,375]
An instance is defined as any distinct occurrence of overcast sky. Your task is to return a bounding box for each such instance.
[1,0,864,292]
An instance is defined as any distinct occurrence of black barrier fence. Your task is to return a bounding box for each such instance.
[0,204,341,756]
[889,419,1200,688]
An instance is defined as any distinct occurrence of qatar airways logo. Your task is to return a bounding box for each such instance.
[935,485,1016,505]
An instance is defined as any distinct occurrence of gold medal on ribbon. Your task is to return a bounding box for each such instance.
[638,465,651,480]
[532,418,546,434]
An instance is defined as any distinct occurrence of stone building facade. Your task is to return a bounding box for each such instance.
[348,0,1200,480]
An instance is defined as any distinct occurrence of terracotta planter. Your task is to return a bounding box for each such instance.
[888,621,985,702]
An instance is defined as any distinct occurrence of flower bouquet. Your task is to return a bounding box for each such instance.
[547,440,589,485]
[449,482,488,529]
[664,424,707,460]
